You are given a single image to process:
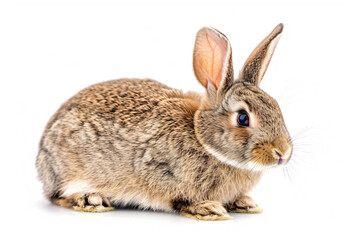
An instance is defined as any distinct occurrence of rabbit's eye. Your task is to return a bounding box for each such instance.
[237,110,250,127]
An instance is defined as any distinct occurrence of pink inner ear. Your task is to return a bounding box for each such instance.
[193,29,229,90]
[204,33,228,89]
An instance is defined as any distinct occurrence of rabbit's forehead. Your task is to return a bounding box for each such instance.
[225,85,282,118]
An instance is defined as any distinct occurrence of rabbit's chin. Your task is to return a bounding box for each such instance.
[202,144,278,172]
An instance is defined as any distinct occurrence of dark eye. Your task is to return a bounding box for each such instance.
[237,110,250,127]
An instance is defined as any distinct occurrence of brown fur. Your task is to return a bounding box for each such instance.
[36,24,292,220]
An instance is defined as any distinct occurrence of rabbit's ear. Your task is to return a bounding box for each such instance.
[239,23,283,86]
[193,27,234,101]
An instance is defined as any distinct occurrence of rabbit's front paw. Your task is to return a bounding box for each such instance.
[226,195,263,213]
[174,200,231,220]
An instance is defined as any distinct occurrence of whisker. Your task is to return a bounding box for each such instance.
[277,77,300,104]
[284,166,293,183]
[278,77,308,107]
[291,132,318,142]
[291,122,319,139]
[290,154,309,165]
[282,167,287,179]
[292,141,316,146]
[292,147,315,152]
[292,134,318,142]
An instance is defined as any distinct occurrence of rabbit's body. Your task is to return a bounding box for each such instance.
[37,24,292,220]
[37,79,261,212]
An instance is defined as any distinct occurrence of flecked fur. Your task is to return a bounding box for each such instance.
[36,24,292,220]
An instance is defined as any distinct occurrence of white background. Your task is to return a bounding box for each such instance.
[1,0,359,239]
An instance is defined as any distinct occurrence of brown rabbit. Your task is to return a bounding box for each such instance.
[36,23,292,220]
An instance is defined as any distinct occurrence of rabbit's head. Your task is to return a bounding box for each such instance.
[193,24,292,171]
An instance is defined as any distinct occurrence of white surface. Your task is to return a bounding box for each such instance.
[1,0,359,239]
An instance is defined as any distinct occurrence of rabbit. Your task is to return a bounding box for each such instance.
[36,23,292,220]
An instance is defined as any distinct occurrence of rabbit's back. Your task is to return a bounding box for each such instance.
[36,79,204,208]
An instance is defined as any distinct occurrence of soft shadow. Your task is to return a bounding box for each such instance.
[35,199,183,220]
[35,199,263,222]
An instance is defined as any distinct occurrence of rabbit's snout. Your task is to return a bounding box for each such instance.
[272,136,293,165]
[251,136,292,167]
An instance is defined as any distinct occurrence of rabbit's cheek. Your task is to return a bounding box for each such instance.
[251,143,278,167]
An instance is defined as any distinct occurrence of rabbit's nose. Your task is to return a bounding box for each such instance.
[273,147,292,165]
[274,150,284,165]
[272,136,293,164]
